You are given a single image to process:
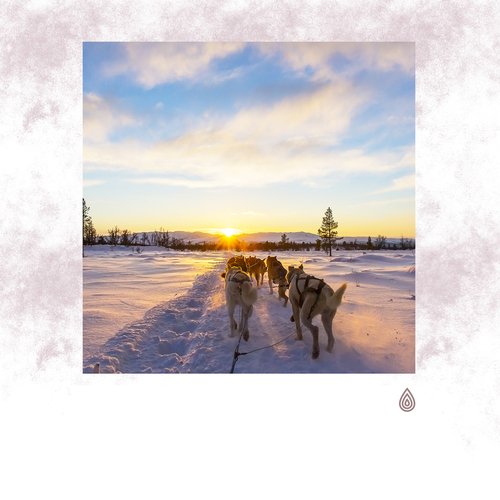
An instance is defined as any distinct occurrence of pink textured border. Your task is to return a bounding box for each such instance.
[1,2,499,498]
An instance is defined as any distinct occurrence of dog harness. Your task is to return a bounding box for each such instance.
[246,259,265,272]
[228,270,251,284]
[291,273,328,316]
[228,258,247,272]
[228,270,252,297]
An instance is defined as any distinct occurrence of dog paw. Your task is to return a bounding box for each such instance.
[312,350,319,359]
[290,315,295,322]
[243,331,249,342]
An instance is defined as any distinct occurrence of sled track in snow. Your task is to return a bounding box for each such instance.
[83,261,311,373]
[84,254,413,373]
[83,263,230,373]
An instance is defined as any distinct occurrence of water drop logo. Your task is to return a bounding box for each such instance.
[399,388,415,412]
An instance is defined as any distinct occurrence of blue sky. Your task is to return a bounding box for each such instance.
[83,42,415,237]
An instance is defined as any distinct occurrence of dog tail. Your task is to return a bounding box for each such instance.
[327,283,347,309]
[241,281,258,306]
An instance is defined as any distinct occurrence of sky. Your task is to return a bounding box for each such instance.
[83,42,415,237]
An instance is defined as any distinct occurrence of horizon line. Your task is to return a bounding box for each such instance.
[93,228,416,239]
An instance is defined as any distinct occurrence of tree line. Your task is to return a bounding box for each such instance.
[83,200,415,255]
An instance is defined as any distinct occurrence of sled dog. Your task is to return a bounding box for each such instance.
[286,265,347,359]
[222,267,258,341]
[264,256,288,306]
[245,256,267,286]
[225,255,247,273]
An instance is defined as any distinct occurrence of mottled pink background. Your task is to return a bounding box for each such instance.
[1,2,499,498]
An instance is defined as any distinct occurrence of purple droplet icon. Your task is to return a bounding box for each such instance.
[399,388,415,412]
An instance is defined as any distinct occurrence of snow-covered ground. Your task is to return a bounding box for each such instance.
[83,246,415,373]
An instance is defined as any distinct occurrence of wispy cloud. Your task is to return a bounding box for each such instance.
[259,42,414,82]
[374,173,415,194]
[100,42,413,90]
[83,178,106,188]
[85,139,413,189]
[84,43,414,196]
[84,79,413,189]
[105,42,245,88]
[83,93,137,142]
[227,81,367,146]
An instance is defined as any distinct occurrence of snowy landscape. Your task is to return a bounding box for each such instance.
[83,244,415,374]
[82,42,416,374]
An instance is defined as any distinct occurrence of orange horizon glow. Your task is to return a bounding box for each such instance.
[93,220,414,239]
[92,224,415,239]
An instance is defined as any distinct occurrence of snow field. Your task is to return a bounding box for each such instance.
[83,247,415,373]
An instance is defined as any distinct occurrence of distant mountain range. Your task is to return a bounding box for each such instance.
[142,231,406,245]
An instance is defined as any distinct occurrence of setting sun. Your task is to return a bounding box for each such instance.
[221,228,240,238]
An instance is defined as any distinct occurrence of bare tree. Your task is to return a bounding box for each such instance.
[121,229,131,246]
[375,235,387,250]
[108,226,121,246]
[157,227,170,248]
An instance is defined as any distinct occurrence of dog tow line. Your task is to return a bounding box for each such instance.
[230,330,296,374]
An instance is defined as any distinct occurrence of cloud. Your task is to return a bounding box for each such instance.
[83,93,137,142]
[259,42,414,81]
[84,81,414,189]
[84,83,376,187]
[83,178,106,188]
[375,173,415,194]
[85,138,413,190]
[100,42,413,90]
[344,196,414,208]
[105,42,245,88]
[227,81,367,147]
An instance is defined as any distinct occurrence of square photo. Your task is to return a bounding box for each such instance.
[83,42,415,373]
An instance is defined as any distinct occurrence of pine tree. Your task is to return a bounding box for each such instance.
[280,233,289,250]
[318,207,340,257]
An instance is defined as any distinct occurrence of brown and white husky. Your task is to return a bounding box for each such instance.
[221,266,258,341]
[286,265,347,359]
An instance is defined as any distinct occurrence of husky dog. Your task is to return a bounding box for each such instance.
[222,266,258,341]
[264,256,288,306]
[245,256,267,286]
[286,265,347,359]
[225,255,247,273]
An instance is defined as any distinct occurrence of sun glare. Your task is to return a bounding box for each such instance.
[221,227,240,238]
